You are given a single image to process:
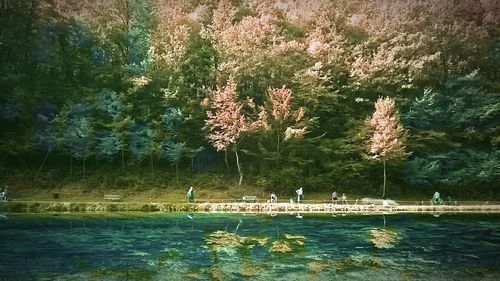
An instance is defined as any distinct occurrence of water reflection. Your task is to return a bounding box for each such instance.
[0,213,499,280]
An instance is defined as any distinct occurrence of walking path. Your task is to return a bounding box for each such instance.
[196,202,500,214]
[2,200,500,214]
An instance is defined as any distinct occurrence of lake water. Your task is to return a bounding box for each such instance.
[0,213,499,280]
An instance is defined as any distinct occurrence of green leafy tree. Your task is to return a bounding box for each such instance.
[159,140,185,184]
[62,102,93,176]
[128,120,154,162]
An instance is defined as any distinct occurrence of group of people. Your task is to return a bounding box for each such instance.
[186,186,447,206]
[268,188,304,203]
[267,188,348,204]
[331,191,348,205]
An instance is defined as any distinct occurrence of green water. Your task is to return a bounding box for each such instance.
[0,213,499,280]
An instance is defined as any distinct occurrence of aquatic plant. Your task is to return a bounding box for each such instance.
[269,234,306,253]
[158,249,182,267]
[369,228,399,249]
[205,230,268,252]
[308,255,383,275]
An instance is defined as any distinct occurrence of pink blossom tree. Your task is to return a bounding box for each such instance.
[204,77,255,185]
[264,87,307,166]
[367,97,407,198]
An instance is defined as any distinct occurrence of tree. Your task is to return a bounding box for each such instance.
[204,77,255,185]
[260,86,307,167]
[159,140,185,184]
[33,101,59,172]
[62,102,93,177]
[158,107,185,183]
[402,72,500,188]
[128,120,154,163]
[367,97,407,198]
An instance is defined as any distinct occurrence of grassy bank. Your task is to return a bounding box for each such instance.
[2,167,498,204]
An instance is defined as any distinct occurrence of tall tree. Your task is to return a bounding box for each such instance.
[204,77,255,185]
[367,97,407,198]
[62,101,93,177]
[158,107,184,183]
[159,140,185,184]
[260,86,307,167]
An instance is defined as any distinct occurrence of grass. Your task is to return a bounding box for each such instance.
[3,167,498,203]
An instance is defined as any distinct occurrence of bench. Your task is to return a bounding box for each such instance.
[241,195,257,203]
[104,194,121,202]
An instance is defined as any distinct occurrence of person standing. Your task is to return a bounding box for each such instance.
[341,193,347,205]
[332,191,338,204]
[432,191,443,205]
[296,187,304,203]
[0,186,7,201]
[270,192,278,203]
[187,186,195,203]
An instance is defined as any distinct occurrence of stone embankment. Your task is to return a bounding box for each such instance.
[2,200,500,214]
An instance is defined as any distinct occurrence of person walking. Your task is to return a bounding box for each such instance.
[187,186,195,203]
[296,187,304,203]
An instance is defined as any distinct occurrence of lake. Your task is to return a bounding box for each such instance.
[0,213,499,280]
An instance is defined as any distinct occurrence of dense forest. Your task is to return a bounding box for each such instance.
[1,0,499,199]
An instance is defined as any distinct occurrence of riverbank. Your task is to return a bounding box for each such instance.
[2,200,500,214]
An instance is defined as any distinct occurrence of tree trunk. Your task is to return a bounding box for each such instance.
[38,149,50,172]
[441,52,449,92]
[382,156,387,199]
[276,131,280,167]
[175,162,179,184]
[234,145,243,185]
[121,148,125,170]
[150,151,154,175]
[224,148,229,172]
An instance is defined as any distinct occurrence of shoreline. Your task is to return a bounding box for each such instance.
[2,200,500,214]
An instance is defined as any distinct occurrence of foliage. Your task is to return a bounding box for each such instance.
[97,89,122,120]
[205,77,251,151]
[205,77,257,185]
[159,140,185,163]
[0,100,20,122]
[0,0,499,197]
[160,107,183,131]
[402,73,500,188]
[128,120,154,161]
[126,0,152,76]
[367,97,407,198]
[367,97,407,160]
[95,129,122,159]
[62,102,93,159]
[34,126,57,153]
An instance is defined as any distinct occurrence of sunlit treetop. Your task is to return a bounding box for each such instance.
[368,97,406,159]
[347,0,500,85]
